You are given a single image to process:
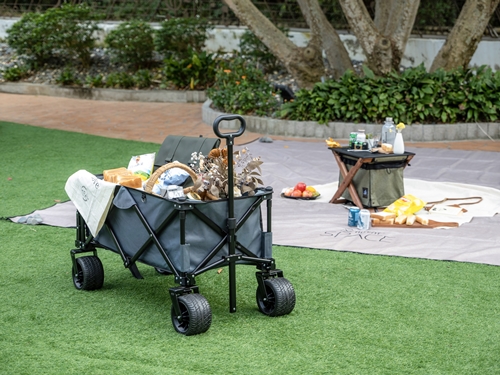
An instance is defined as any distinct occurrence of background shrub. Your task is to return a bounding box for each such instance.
[163,51,219,90]
[6,4,97,67]
[104,20,155,70]
[154,18,213,60]
[207,58,280,117]
[279,65,500,124]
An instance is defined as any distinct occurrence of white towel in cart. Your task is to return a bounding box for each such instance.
[65,170,116,236]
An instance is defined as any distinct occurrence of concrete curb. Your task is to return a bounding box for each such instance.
[0,82,206,103]
[202,100,500,141]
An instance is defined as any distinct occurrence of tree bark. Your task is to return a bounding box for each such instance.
[297,0,354,79]
[430,0,500,72]
[224,0,325,89]
[339,0,419,75]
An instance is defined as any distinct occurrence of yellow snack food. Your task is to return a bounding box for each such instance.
[325,137,340,148]
[384,194,426,217]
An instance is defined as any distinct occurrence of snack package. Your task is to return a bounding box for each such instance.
[127,153,155,181]
[383,194,426,217]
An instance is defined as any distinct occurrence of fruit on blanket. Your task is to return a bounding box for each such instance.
[291,189,303,198]
[302,190,313,198]
[284,188,294,197]
[294,182,307,192]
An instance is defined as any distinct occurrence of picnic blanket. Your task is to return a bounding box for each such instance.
[9,140,500,266]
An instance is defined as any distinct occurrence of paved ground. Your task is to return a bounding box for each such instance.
[1,92,499,151]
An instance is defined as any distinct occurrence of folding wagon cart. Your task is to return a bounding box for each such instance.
[69,115,296,335]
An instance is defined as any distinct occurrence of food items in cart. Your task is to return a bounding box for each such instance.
[116,174,142,188]
[103,167,133,183]
[127,153,155,181]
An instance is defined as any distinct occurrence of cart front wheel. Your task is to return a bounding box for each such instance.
[256,277,296,316]
[72,256,104,291]
[171,294,212,336]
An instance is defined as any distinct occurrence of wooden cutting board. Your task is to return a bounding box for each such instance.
[371,219,459,228]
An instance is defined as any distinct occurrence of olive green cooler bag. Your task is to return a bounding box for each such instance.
[339,154,407,208]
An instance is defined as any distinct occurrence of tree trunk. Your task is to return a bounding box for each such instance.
[224,0,325,89]
[430,0,500,72]
[339,0,419,75]
[297,0,354,79]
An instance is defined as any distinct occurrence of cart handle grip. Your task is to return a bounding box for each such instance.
[212,115,246,141]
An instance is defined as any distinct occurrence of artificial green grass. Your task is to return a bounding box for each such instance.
[1,121,499,374]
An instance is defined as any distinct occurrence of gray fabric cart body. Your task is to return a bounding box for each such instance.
[69,115,295,336]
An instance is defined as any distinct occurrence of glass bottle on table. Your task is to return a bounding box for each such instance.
[381,117,396,146]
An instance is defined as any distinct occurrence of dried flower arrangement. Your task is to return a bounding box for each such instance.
[188,147,264,200]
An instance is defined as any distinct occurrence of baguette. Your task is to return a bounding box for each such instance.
[395,215,407,225]
[415,215,429,225]
[370,212,397,221]
[406,214,416,226]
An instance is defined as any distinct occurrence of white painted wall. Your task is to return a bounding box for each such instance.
[2,17,500,71]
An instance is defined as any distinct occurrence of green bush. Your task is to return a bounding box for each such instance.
[55,66,81,86]
[239,29,287,73]
[1,64,31,81]
[104,20,155,70]
[207,58,280,117]
[154,18,213,60]
[163,50,219,90]
[104,72,135,89]
[6,4,98,67]
[280,65,500,124]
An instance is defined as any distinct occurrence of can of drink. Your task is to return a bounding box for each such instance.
[348,207,360,227]
[362,141,368,150]
[357,209,371,230]
[349,132,357,149]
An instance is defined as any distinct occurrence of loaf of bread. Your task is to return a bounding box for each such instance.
[103,167,133,183]
[116,174,142,188]
[381,143,393,153]
[415,215,429,225]
[370,212,397,221]
[406,214,416,226]
[395,215,407,224]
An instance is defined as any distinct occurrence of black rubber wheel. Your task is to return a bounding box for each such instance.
[72,256,104,291]
[171,294,212,336]
[256,277,296,317]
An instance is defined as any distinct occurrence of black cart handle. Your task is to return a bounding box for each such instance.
[212,115,246,143]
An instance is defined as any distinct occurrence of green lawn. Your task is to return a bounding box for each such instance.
[1,121,499,374]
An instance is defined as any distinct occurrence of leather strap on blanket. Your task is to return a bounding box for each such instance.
[425,196,483,211]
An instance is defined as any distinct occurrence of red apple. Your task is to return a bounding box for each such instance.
[294,182,307,192]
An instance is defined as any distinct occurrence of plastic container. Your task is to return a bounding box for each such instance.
[381,117,396,146]
[356,129,366,143]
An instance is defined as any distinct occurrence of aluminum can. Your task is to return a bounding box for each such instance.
[348,207,360,227]
[357,209,371,230]
[362,141,368,150]
[349,132,357,149]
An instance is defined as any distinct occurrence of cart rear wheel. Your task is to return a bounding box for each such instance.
[256,277,296,316]
[72,256,104,291]
[171,294,212,336]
